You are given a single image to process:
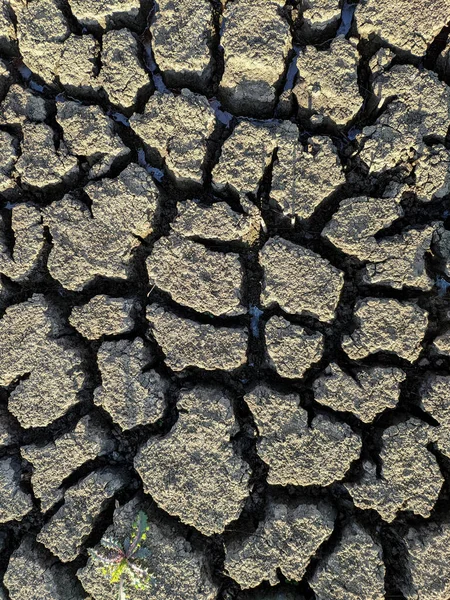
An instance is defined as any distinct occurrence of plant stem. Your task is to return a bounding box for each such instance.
[118,577,126,600]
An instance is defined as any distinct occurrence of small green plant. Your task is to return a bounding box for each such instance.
[88,511,152,600]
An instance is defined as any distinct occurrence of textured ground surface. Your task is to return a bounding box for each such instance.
[1,0,450,599]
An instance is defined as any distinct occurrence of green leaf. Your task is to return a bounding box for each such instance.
[128,511,149,558]
[101,537,124,554]
[89,548,117,566]
[133,547,151,560]
[110,560,127,584]
[123,536,131,554]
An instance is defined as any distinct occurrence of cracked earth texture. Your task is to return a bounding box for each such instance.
[1,1,450,599]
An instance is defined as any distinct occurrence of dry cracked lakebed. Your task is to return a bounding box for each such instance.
[2,0,450,599]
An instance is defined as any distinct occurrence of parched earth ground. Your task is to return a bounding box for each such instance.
[2,0,450,599]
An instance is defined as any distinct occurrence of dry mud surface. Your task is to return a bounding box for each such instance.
[2,1,450,599]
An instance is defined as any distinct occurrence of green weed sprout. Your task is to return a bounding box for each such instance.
[88,511,152,600]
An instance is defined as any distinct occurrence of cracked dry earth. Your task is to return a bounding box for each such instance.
[3,2,450,600]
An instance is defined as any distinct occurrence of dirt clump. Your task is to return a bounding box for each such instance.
[21,415,115,511]
[45,163,158,290]
[0,204,44,281]
[99,29,151,111]
[57,102,130,178]
[419,375,450,458]
[0,84,48,125]
[245,386,361,487]
[342,298,428,362]
[130,89,217,185]
[213,121,345,220]
[37,467,130,562]
[135,386,251,536]
[355,0,450,56]
[0,130,16,193]
[212,120,287,197]
[0,1,14,52]
[358,66,450,173]
[147,234,245,316]
[150,0,214,91]
[69,295,135,340]
[345,419,443,521]
[172,199,260,244]
[94,337,167,430]
[300,0,341,40]
[294,36,361,126]
[225,500,335,588]
[4,536,84,600]
[219,0,291,117]
[313,364,405,423]
[413,145,450,202]
[67,0,142,30]
[322,194,404,261]
[271,134,345,219]
[147,304,248,371]
[400,522,450,600]
[0,457,33,524]
[362,225,437,291]
[0,295,88,428]
[16,123,78,188]
[309,522,385,600]
[265,315,324,379]
[260,236,344,322]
